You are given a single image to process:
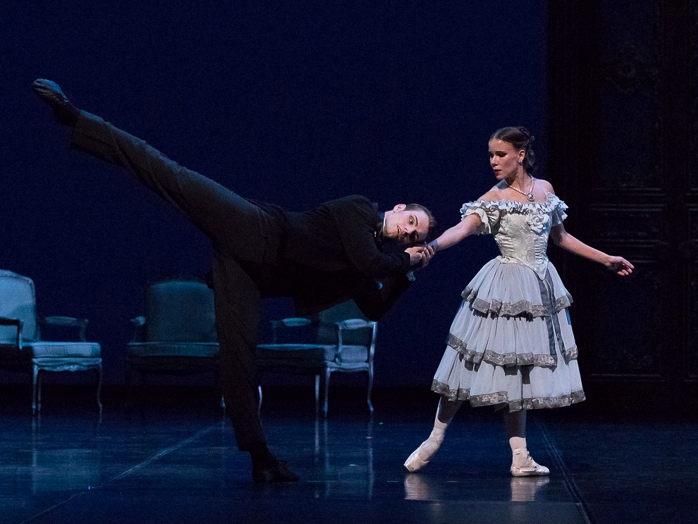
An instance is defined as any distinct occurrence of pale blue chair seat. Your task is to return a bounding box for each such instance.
[127,342,219,358]
[257,344,369,364]
[29,341,102,359]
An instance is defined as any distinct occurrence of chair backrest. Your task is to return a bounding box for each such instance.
[144,278,217,342]
[0,270,39,343]
[316,300,373,346]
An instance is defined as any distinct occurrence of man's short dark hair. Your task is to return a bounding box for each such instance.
[405,203,437,242]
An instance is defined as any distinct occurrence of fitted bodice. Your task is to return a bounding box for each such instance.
[461,193,568,279]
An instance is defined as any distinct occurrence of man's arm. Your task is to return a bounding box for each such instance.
[330,197,412,278]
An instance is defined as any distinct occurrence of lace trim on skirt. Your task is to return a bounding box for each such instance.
[431,379,586,411]
[463,291,573,318]
[446,333,579,367]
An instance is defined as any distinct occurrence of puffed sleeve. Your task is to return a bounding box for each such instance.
[460,200,501,235]
[549,195,569,226]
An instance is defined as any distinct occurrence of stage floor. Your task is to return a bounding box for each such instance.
[0,387,695,524]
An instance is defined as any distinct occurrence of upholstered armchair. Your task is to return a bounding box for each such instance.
[126,277,222,407]
[0,270,102,414]
[257,300,377,415]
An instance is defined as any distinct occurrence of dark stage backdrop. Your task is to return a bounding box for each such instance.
[1,1,546,388]
[547,0,698,411]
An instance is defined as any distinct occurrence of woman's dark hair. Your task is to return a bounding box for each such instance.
[490,126,536,174]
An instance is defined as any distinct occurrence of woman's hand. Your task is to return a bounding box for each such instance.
[606,256,634,276]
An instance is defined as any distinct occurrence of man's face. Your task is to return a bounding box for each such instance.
[383,205,430,245]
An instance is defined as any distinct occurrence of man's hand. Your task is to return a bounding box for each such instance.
[419,244,435,268]
[405,244,435,268]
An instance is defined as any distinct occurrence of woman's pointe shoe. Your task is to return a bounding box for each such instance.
[510,449,550,477]
[404,429,444,472]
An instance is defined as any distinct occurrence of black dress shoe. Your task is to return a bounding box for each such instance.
[32,79,69,105]
[252,460,300,483]
[31,79,79,126]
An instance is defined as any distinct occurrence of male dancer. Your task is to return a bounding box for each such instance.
[32,79,436,482]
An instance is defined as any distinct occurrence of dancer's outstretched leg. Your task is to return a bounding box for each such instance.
[404,396,462,472]
[503,408,549,477]
[32,79,297,483]
[32,79,281,263]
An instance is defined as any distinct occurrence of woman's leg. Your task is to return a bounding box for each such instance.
[404,396,462,472]
[503,408,549,477]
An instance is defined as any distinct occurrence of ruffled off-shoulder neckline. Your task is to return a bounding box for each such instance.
[463,192,567,214]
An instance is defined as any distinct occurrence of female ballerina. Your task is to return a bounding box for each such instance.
[404,126,633,476]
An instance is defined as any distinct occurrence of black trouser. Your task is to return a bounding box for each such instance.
[72,112,281,449]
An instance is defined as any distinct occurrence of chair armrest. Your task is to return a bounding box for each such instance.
[130,316,146,342]
[43,316,88,327]
[273,317,312,328]
[0,317,22,348]
[269,317,312,343]
[41,316,89,342]
[335,319,376,330]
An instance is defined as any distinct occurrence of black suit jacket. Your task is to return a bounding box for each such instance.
[253,195,414,320]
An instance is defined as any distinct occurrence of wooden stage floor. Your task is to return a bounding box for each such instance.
[0,386,695,524]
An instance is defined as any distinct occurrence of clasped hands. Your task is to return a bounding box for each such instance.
[405,243,436,268]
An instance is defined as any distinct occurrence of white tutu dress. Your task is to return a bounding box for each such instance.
[431,193,585,411]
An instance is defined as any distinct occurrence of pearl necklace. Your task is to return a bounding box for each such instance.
[506,176,535,202]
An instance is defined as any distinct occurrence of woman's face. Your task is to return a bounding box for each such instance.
[488,139,524,181]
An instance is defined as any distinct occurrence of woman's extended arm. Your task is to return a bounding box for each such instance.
[429,213,482,252]
[550,223,634,276]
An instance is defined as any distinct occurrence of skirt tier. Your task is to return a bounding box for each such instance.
[431,257,585,411]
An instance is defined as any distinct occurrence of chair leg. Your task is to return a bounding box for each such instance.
[314,375,320,414]
[95,364,103,414]
[139,371,148,405]
[367,365,374,414]
[215,369,225,410]
[257,385,263,415]
[125,364,136,409]
[323,367,331,416]
[32,365,40,416]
